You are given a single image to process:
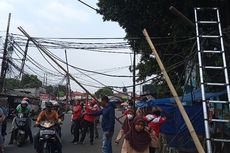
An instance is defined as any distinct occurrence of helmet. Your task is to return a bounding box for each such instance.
[21,100,28,105]
[21,100,28,108]
[46,102,53,108]
[53,101,59,107]
[22,97,29,102]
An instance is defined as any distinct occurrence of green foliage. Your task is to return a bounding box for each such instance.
[4,78,20,89]
[45,85,66,97]
[97,0,230,91]
[58,91,65,97]
[5,74,42,89]
[5,74,68,97]
[21,74,42,88]
[95,87,114,99]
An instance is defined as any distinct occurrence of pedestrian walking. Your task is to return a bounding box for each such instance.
[71,100,82,144]
[87,96,115,153]
[144,106,167,153]
[121,116,151,153]
[115,109,135,144]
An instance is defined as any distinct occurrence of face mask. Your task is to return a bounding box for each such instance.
[127,114,134,120]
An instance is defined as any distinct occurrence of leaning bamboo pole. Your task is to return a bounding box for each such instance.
[18,27,123,124]
[143,29,205,153]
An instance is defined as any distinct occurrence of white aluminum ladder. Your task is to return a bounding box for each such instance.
[194,7,230,153]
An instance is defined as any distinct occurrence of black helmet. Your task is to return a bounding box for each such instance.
[46,102,53,108]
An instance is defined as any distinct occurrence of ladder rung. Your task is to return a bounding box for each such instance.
[211,119,230,123]
[202,50,224,53]
[196,7,218,10]
[205,83,227,86]
[199,35,221,38]
[212,138,230,142]
[208,100,229,104]
[203,66,225,69]
[197,21,219,24]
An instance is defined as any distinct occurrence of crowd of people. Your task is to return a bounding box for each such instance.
[115,105,167,153]
[0,95,115,153]
[0,95,167,153]
[71,96,115,153]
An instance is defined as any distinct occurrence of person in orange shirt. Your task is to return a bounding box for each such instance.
[35,102,59,125]
[34,102,61,153]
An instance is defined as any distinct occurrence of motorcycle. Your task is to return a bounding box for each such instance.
[38,121,61,153]
[14,113,29,147]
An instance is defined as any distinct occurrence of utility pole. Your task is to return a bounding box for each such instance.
[0,13,11,93]
[65,49,71,104]
[143,29,205,153]
[19,39,30,79]
[132,50,136,108]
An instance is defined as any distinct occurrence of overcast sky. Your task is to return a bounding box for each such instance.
[0,0,144,94]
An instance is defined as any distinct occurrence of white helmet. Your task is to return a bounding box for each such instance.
[21,100,28,105]
[52,101,59,107]
[21,100,28,108]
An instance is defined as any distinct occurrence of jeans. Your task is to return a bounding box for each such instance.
[102,131,114,153]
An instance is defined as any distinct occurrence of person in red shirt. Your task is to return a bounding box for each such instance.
[71,100,82,144]
[144,106,167,153]
[79,99,99,145]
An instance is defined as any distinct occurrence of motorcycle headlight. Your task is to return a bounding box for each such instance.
[45,135,49,139]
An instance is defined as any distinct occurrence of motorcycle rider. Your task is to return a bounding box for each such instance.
[52,101,64,137]
[52,101,64,121]
[34,102,61,153]
[9,97,33,144]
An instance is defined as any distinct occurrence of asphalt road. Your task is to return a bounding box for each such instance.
[3,111,123,153]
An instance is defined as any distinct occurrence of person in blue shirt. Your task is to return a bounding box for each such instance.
[87,96,115,153]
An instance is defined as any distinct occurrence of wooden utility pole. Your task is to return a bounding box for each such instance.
[132,50,136,108]
[64,49,71,103]
[0,13,11,93]
[143,29,205,153]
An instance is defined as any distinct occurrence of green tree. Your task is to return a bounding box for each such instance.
[21,74,42,88]
[45,85,54,94]
[45,85,66,97]
[95,87,114,99]
[4,78,21,89]
[4,74,42,89]
[97,0,230,90]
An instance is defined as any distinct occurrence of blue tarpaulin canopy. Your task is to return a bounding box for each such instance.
[135,89,226,108]
[159,104,204,150]
[134,89,226,150]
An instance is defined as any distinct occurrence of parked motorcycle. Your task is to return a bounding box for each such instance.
[15,113,29,147]
[38,121,61,153]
